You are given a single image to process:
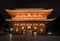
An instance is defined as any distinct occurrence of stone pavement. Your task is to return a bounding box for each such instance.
[0,34,60,41]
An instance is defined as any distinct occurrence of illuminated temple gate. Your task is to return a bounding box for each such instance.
[5,8,54,35]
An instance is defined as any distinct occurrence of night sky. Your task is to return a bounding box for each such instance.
[0,0,60,18]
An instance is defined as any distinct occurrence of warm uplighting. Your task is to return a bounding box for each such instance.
[15,14,20,18]
[39,14,44,18]
[34,27,37,29]
[21,26,25,29]
[27,13,31,16]
[10,28,13,31]
[39,23,45,26]
[33,23,38,26]
[40,29,43,32]
[5,8,54,35]
[27,26,31,29]
[14,23,19,26]
[16,27,18,32]
[21,15,25,18]
[6,8,53,19]
[32,15,38,18]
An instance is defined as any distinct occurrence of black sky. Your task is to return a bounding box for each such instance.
[0,0,60,8]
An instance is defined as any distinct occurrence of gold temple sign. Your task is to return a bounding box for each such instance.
[6,8,53,19]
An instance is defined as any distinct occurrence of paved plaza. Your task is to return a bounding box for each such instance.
[0,34,60,41]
